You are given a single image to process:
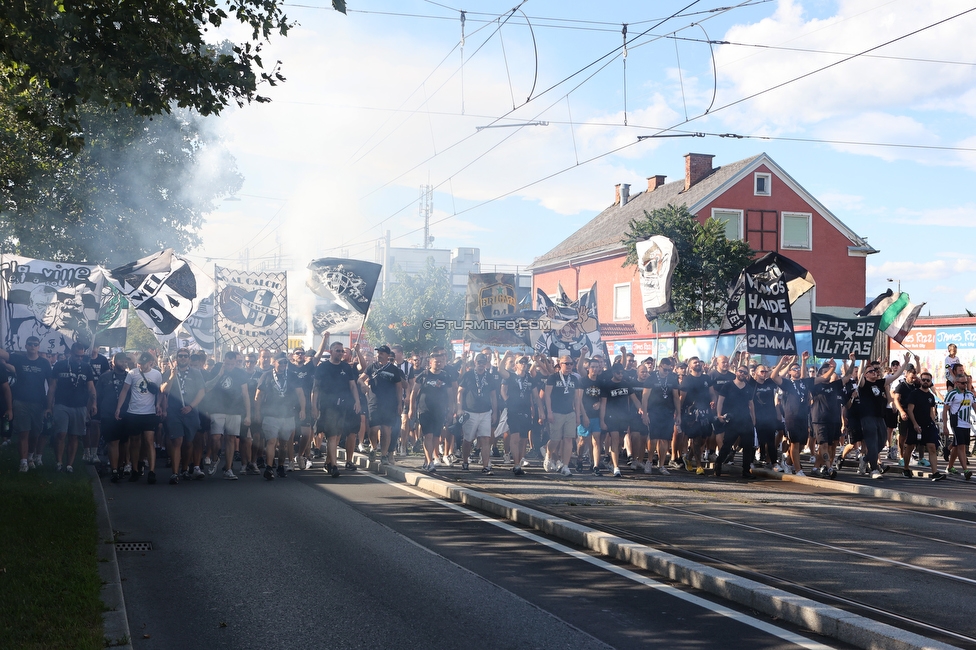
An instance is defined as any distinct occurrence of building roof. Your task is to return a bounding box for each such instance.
[527,152,876,271]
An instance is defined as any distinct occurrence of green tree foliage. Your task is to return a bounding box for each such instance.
[124,310,162,353]
[0,76,243,265]
[365,258,464,354]
[0,0,347,148]
[622,204,754,331]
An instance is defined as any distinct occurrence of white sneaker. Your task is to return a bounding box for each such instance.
[794,469,806,477]
[503,452,511,464]
[659,466,670,476]
[19,459,28,473]
[644,463,653,475]
[521,458,531,467]
[555,460,564,472]
[82,450,90,463]
[440,456,452,468]
[667,460,681,470]
[192,466,205,479]
[560,465,572,477]
[430,458,440,470]
[543,457,553,472]
[870,469,883,479]
[223,469,238,480]
[65,465,73,473]
[612,467,622,477]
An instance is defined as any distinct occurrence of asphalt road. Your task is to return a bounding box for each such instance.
[105,468,841,649]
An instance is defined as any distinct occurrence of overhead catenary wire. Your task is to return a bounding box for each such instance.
[334,4,976,255]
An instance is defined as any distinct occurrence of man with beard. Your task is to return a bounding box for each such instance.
[708,355,735,462]
[255,353,306,481]
[809,356,855,478]
[905,371,945,481]
[363,345,405,466]
[642,357,680,475]
[49,342,97,473]
[892,363,920,473]
[751,359,786,470]
[4,337,51,471]
[161,349,206,484]
[679,357,716,476]
[714,365,757,479]
[858,352,909,479]
[770,352,813,476]
[410,347,456,473]
[312,340,361,478]
[457,353,499,474]
[288,348,317,471]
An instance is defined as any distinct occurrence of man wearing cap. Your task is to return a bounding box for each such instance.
[2,337,50,472]
[254,352,306,481]
[312,340,361,477]
[457,353,499,474]
[363,344,405,465]
[544,355,582,477]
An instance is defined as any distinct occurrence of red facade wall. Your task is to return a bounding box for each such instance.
[533,164,868,339]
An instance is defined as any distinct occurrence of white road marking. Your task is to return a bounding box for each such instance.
[365,472,835,650]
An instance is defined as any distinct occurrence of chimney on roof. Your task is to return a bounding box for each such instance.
[647,175,666,192]
[684,153,715,191]
[620,183,630,206]
[614,184,621,205]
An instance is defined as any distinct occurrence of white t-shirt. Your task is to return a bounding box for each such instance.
[945,355,961,384]
[125,368,162,415]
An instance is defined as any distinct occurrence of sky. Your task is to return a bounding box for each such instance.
[189,0,976,318]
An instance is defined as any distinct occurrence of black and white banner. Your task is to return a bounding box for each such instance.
[181,294,215,352]
[0,255,105,353]
[462,272,524,345]
[306,258,381,334]
[731,253,815,354]
[215,267,287,350]
[635,236,678,320]
[811,313,880,360]
[104,249,214,336]
[720,252,815,336]
[94,283,129,349]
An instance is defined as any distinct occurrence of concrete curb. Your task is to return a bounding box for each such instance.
[366,458,960,650]
[89,468,132,650]
[752,468,976,514]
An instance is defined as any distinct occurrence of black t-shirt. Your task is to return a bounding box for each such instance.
[892,380,916,415]
[680,373,713,413]
[752,379,779,427]
[289,360,316,405]
[89,354,111,378]
[909,388,937,426]
[780,378,814,420]
[858,379,888,418]
[602,378,636,418]
[257,369,301,419]
[720,381,755,424]
[709,370,735,396]
[96,370,128,419]
[546,372,579,414]
[9,353,51,404]
[644,371,679,414]
[209,367,249,415]
[314,361,357,408]
[579,375,604,419]
[458,370,497,413]
[415,369,455,415]
[0,364,8,413]
[365,361,405,411]
[810,379,844,424]
[843,381,860,420]
[503,373,534,416]
[51,358,95,408]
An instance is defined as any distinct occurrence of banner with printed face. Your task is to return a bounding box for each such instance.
[811,313,880,360]
[462,273,525,345]
[181,294,215,352]
[306,258,381,334]
[533,283,602,360]
[104,249,214,336]
[635,236,678,320]
[214,267,287,350]
[0,255,105,353]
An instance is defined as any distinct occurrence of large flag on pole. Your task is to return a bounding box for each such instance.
[811,313,880,360]
[720,252,815,334]
[856,289,924,344]
[635,236,678,320]
[214,267,287,350]
[461,273,525,345]
[0,255,105,353]
[103,249,214,336]
[94,284,129,349]
[306,258,381,334]
[719,253,815,355]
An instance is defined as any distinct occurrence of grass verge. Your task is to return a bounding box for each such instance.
[0,443,104,650]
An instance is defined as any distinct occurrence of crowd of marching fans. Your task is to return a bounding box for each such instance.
[2,336,973,485]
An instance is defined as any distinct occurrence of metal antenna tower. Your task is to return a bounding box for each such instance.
[419,184,433,248]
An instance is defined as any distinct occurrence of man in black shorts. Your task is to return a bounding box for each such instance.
[312,340,361,478]
[905,371,944,481]
[679,357,716,475]
[4,337,51,471]
[99,353,131,482]
[642,357,680,475]
[771,351,813,476]
[49,342,97,473]
[810,357,854,478]
[501,356,533,476]
[363,345,405,466]
[410,347,456,472]
[714,365,757,479]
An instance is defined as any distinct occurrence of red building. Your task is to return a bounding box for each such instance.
[527,152,877,349]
